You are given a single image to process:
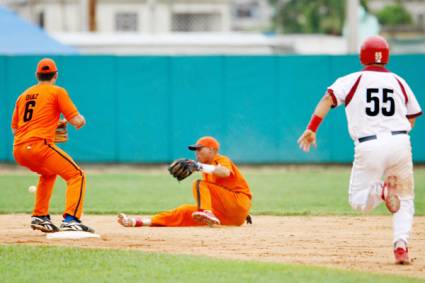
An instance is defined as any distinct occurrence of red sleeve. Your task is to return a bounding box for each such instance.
[57,87,79,121]
[327,89,338,108]
[406,112,422,119]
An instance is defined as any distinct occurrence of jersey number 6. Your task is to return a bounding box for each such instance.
[23,100,36,122]
[365,88,395,117]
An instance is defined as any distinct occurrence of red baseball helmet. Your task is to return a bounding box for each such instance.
[360,35,390,65]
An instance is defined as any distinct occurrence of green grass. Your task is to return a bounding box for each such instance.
[1,168,424,282]
[0,167,424,215]
[0,245,423,283]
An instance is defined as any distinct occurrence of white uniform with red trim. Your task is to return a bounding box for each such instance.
[328,66,422,245]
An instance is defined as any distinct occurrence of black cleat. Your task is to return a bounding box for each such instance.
[60,220,95,233]
[31,215,59,233]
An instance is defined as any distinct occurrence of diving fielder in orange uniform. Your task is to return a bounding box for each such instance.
[11,58,94,233]
[118,136,252,227]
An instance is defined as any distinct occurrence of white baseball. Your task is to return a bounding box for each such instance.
[28,185,37,193]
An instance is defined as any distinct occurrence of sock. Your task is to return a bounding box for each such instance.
[64,214,77,223]
[143,218,152,226]
[133,217,152,227]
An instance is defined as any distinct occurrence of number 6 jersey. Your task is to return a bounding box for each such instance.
[328,65,422,140]
[11,84,79,145]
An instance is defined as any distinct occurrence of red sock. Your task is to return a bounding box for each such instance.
[134,218,144,227]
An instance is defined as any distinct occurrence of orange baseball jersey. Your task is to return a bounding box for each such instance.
[11,84,79,145]
[202,154,252,198]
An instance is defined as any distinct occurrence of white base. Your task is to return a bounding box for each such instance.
[46,231,100,240]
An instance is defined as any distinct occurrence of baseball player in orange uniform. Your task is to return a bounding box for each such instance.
[11,58,94,233]
[117,136,252,227]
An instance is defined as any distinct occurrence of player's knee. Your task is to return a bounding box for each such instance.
[64,167,85,181]
[74,168,85,178]
[234,218,246,226]
[400,198,415,214]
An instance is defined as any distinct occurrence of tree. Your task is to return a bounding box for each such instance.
[269,0,369,35]
[376,3,412,27]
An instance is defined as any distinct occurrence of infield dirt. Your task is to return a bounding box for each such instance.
[1,214,424,279]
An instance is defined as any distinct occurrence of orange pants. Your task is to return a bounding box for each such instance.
[13,139,86,219]
[152,180,251,226]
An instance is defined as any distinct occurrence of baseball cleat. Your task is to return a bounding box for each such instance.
[192,210,221,226]
[60,220,95,233]
[382,176,400,213]
[394,240,410,265]
[31,215,59,233]
[117,213,144,227]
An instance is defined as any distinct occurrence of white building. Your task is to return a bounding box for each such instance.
[4,0,422,55]
[1,0,232,33]
[52,32,296,54]
[2,0,342,55]
[0,0,349,55]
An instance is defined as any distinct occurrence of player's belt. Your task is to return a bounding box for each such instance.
[358,131,408,143]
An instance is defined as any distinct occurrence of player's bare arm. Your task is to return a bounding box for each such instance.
[69,114,86,129]
[12,128,16,135]
[297,92,334,152]
[408,118,416,129]
[212,165,231,178]
[194,162,231,178]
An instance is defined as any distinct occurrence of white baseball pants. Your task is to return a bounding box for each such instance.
[348,133,414,244]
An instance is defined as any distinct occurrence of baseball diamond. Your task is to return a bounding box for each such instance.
[1,165,425,282]
[2,22,425,282]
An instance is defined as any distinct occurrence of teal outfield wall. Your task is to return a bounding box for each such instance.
[1,55,424,163]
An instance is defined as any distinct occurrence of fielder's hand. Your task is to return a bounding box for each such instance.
[297,129,316,152]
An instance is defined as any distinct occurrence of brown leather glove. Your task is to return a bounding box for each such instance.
[54,120,68,143]
[168,158,201,181]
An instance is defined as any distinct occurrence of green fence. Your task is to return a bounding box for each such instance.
[1,55,424,163]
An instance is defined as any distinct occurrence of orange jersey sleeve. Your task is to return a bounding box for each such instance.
[12,84,79,145]
[203,154,252,198]
[57,87,79,121]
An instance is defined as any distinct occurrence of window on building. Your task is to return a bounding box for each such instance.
[38,11,45,28]
[234,2,260,19]
[115,12,138,32]
[172,13,221,32]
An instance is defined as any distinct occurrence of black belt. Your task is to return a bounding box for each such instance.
[358,131,408,143]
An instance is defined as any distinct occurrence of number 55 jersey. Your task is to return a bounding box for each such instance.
[327,65,422,141]
[12,84,79,145]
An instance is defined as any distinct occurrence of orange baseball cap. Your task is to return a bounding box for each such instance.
[188,136,220,151]
[36,58,58,74]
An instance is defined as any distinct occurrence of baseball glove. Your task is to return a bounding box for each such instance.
[54,120,68,143]
[168,158,201,181]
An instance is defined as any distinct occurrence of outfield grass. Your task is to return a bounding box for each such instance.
[0,167,424,216]
[0,245,422,283]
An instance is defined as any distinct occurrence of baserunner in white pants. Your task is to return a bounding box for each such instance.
[297,35,422,265]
